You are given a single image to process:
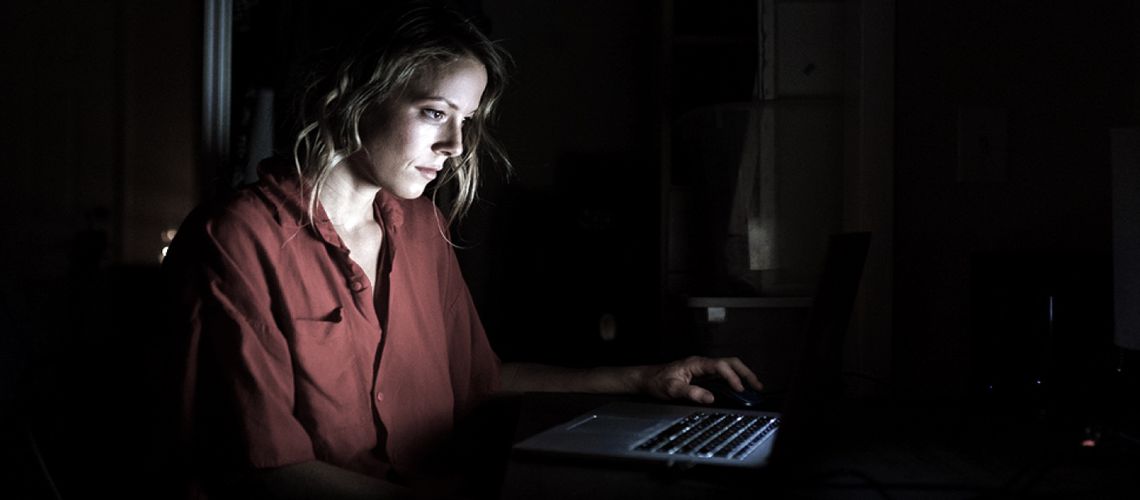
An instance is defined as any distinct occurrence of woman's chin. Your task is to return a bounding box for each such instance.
[385,184,428,200]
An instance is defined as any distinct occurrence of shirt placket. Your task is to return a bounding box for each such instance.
[321,222,390,415]
[371,202,397,416]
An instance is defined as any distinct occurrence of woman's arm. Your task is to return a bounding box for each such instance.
[500,356,763,404]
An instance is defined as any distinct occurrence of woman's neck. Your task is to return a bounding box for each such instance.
[319,166,382,230]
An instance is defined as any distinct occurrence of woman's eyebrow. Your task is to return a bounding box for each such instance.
[416,95,460,110]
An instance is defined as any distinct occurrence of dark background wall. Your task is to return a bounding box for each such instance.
[894,1,1139,404]
[453,0,663,367]
[1,1,201,496]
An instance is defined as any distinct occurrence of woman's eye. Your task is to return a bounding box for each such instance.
[422,109,446,121]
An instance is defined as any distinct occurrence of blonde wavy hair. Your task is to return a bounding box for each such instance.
[292,3,511,228]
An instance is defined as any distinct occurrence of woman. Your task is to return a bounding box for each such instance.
[164,3,762,498]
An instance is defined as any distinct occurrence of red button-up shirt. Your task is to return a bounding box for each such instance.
[164,163,500,486]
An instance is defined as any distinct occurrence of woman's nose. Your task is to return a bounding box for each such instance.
[434,121,463,158]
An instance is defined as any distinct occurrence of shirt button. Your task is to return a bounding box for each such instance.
[350,280,365,292]
[376,392,384,402]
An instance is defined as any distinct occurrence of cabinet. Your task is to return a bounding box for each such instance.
[661,0,847,298]
[658,1,850,378]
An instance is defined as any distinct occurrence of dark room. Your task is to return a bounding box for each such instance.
[2,0,1139,498]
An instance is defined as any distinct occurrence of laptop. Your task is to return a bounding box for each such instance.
[512,232,871,469]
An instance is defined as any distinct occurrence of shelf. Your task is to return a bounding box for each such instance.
[686,296,812,309]
[671,34,754,47]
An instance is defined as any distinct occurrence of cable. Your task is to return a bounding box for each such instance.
[841,370,891,388]
[757,0,768,101]
[26,430,62,500]
[809,467,895,500]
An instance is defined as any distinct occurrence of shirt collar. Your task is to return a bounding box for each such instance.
[256,158,406,244]
[375,188,405,233]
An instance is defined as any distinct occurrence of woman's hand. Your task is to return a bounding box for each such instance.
[499,357,762,403]
[639,356,763,404]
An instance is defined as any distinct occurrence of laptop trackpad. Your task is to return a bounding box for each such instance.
[568,416,659,435]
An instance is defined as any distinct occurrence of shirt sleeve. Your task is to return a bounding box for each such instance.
[168,209,316,473]
[442,239,501,417]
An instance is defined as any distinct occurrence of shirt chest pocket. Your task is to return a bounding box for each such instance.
[289,307,376,433]
[292,306,345,343]
[289,307,365,392]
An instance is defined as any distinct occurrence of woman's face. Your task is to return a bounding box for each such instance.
[351,57,488,200]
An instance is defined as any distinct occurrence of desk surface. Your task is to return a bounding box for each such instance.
[482,393,1140,500]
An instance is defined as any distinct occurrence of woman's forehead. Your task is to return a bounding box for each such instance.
[403,58,488,112]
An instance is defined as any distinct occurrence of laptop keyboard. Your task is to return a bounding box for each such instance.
[633,411,779,460]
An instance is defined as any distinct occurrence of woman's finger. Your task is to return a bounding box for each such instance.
[725,357,764,390]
